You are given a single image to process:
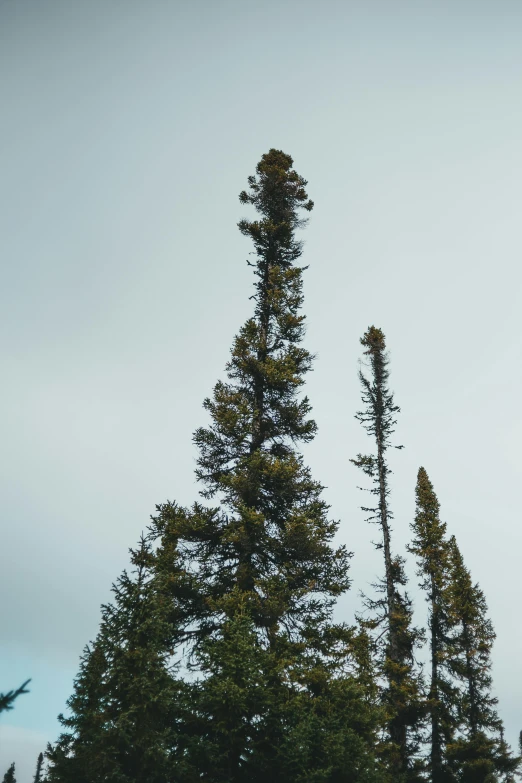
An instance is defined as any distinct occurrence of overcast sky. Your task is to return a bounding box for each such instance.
[2,0,522,778]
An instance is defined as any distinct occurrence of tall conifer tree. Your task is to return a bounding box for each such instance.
[408,468,457,782]
[33,752,45,783]
[46,536,183,782]
[1,763,15,783]
[149,150,381,781]
[351,326,424,781]
[45,640,108,782]
[445,537,519,783]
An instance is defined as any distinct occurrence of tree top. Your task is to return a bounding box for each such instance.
[360,326,386,355]
[238,148,314,219]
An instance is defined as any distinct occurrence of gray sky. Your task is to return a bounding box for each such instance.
[2,0,522,778]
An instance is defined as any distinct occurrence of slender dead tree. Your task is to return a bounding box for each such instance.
[352,326,424,782]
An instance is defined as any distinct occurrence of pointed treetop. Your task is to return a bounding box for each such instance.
[33,753,44,783]
[448,534,465,571]
[415,467,443,524]
[2,763,16,783]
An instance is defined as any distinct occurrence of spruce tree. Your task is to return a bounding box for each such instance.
[2,763,15,783]
[33,753,44,783]
[408,467,457,782]
[445,537,519,783]
[45,640,108,782]
[351,326,424,781]
[149,149,381,781]
[46,535,183,782]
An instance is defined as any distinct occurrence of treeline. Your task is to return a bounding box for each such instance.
[7,150,519,783]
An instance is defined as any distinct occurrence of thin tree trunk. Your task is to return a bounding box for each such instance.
[251,255,270,454]
[375,387,407,772]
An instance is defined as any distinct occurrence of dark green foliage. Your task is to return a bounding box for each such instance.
[0,680,30,714]
[446,538,498,737]
[183,602,384,783]
[33,753,44,783]
[408,468,458,783]
[45,641,107,782]
[187,605,276,781]
[409,471,519,782]
[444,538,520,783]
[46,536,182,782]
[447,731,518,783]
[351,327,424,781]
[2,763,15,783]
[148,150,381,780]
